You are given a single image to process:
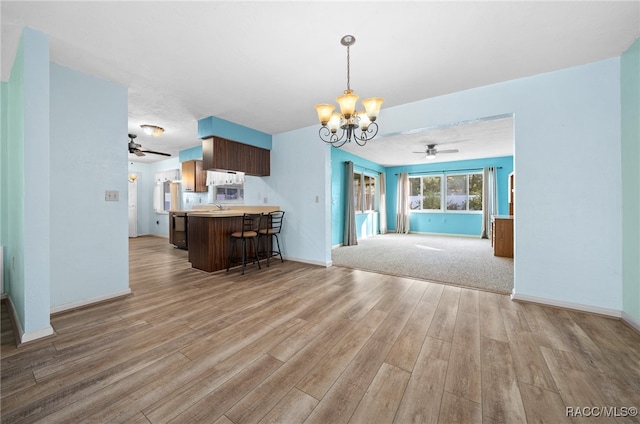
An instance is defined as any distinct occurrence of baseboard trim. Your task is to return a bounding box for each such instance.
[286,257,332,268]
[621,311,640,333]
[510,290,622,318]
[408,231,481,238]
[50,289,132,315]
[4,295,55,346]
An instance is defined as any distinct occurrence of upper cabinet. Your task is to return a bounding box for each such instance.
[182,160,207,192]
[202,136,270,177]
[154,169,180,183]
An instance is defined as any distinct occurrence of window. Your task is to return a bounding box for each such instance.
[468,174,483,211]
[215,185,244,202]
[353,172,378,212]
[446,175,467,210]
[364,175,376,211]
[353,172,362,211]
[410,172,482,212]
[410,176,442,210]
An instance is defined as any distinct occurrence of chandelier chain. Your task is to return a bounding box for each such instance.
[346,45,351,92]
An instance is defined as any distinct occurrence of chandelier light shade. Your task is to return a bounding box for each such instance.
[140,124,165,137]
[315,35,384,148]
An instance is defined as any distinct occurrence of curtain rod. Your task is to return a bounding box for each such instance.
[346,161,381,175]
[395,166,502,176]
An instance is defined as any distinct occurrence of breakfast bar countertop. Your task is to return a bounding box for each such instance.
[169,205,280,218]
[186,205,280,273]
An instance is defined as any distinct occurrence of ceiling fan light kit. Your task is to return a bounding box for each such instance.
[140,124,165,137]
[315,35,384,148]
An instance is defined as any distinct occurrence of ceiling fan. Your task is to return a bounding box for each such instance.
[412,143,459,160]
[128,134,170,157]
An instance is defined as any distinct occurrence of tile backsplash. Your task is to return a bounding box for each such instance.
[182,191,210,210]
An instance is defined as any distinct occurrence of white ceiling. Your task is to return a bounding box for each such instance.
[2,1,638,165]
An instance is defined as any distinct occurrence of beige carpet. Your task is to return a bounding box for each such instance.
[331,233,514,294]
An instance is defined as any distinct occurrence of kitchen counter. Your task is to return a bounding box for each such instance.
[186,205,280,272]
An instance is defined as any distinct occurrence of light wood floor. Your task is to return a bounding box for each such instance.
[2,236,639,423]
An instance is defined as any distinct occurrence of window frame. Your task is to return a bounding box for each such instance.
[409,171,483,213]
[213,184,245,203]
[409,175,443,212]
[353,171,378,214]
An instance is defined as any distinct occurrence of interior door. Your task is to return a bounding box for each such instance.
[128,174,138,237]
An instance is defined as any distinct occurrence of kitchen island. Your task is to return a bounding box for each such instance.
[186,206,279,273]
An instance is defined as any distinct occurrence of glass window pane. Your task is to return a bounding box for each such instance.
[226,187,238,200]
[364,175,376,210]
[353,172,362,211]
[446,175,468,210]
[409,177,421,210]
[469,173,483,211]
[422,176,442,210]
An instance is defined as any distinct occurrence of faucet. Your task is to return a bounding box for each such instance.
[214,203,225,210]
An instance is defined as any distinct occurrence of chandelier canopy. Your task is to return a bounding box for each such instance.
[315,35,383,148]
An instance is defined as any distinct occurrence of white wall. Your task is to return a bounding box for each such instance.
[50,63,130,311]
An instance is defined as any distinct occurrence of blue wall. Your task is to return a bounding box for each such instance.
[330,148,513,244]
[198,115,272,149]
[178,145,203,162]
[386,156,513,235]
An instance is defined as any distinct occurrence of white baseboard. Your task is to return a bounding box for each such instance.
[408,231,481,238]
[510,290,622,318]
[5,295,55,345]
[286,257,332,268]
[621,311,640,333]
[50,288,132,315]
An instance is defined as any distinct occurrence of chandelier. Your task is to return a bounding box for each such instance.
[315,35,384,148]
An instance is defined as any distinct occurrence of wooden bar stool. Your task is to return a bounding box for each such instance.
[227,213,263,275]
[258,210,285,266]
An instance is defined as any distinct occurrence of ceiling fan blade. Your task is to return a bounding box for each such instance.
[141,150,171,157]
[437,149,459,154]
[134,150,145,157]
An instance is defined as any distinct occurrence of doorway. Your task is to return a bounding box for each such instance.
[128,173,138,237]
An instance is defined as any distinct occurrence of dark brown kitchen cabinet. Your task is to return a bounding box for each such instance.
[182,160,207,192]
[202,136,270,176]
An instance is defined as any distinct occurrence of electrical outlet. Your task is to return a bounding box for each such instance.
[105,190,119,201]
[263,197,268,204]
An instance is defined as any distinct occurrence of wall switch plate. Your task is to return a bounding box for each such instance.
[263,197,268,204]
[105,190,119,201]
